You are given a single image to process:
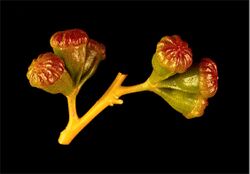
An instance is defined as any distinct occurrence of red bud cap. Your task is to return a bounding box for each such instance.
[50,29,89,48]
[156,35,193,73]
[87,39,106,60]
[27,52,74,95]
[27,53,65,87]
[199,58,218,98]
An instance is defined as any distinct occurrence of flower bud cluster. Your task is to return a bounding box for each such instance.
[27,29,106,96]
[150,35,218,119]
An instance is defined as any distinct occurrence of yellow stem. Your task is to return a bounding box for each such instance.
[58,72,152,145]
[58,88,79,144]
[66,92,79,126]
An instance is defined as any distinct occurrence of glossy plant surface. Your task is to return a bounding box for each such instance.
[27,29,218,145]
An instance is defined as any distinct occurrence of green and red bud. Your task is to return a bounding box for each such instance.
[154,88,208,119]
[50,29,105,85]
[150,35,193,83]
[152,58,218,119]
[27,30,217,120]
[26,52,74,96]
[80,39,106,83]
[156,58,218,98]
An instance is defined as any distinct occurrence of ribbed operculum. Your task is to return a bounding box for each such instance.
[155,35,193,73]
[150,35,193,83]
[27,52,73,95]
[87,39,106,60]
[199,58,218,98]
[50,29,88,48]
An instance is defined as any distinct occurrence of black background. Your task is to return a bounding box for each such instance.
[1,1,249,173]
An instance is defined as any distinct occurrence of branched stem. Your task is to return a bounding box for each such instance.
[58,72,154,145]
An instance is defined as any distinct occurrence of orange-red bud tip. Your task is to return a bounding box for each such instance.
[199,58,218,98]
[156,35,193,73]
[87,39,106,60]
[27,52,65,87]
[50,29,89,48]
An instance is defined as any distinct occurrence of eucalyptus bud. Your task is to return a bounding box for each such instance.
[151,58,218,119]
[80,39,106,83]
[149,35,193,84]
[156,58,218,98]
[27,52,74,96]
[50,29,105,85]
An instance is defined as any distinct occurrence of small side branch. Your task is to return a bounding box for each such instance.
[58,72,151,145]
